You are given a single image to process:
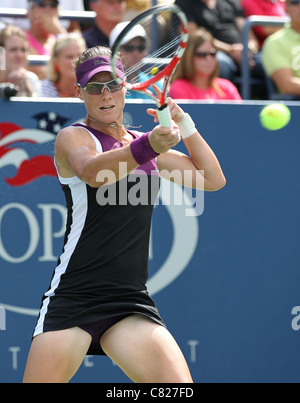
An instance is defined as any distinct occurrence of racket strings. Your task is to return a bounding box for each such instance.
[121,12,183,85]
[123,36,182,83]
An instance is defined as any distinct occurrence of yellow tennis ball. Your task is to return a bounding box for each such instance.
[260,103,291,131]
[151,66,159,75]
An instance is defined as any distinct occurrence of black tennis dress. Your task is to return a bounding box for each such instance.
[33,123,165,354]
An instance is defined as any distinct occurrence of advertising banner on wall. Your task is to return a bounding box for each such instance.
[0,100,300,383]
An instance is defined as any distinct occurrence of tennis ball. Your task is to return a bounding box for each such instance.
[260,103,291,131]
[151,66,159,75]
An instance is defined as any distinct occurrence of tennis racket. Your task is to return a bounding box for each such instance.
[110,4,189,128]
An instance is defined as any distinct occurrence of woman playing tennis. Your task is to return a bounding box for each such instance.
[23,46,226,383]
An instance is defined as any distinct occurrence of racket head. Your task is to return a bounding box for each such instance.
[110,4,188,108]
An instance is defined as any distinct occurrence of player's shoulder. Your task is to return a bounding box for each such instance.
[55,124,94,149]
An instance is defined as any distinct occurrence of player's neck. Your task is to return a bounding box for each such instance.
[85,114,128,141]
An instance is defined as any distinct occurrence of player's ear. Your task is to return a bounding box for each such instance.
[75,84,83,100]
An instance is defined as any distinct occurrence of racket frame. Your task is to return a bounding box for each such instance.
[111,4,189,127]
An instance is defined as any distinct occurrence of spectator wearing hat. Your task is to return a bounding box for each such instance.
[83,0,126,48]
[109,21,162,99]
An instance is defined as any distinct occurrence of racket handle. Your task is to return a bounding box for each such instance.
[157,104,173,128]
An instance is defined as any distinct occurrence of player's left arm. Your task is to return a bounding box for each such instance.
[147,98,226,191]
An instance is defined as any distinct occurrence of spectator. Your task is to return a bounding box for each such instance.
[0,0,85,33]
[174,0,260,82]
[242,0,287,47]
[169,28,242,100]
[83,0,126,48]
[0,25,40,96]
[262,0,300,98]
[109,21,162,99]
[41,33,86,97]
[26,0,68,79]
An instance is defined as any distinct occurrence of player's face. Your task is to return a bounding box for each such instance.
[78,71,126,125]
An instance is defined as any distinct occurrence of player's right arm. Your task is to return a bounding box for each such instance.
[54,125,178,188]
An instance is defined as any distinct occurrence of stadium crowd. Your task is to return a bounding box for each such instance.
[0,0,299,100]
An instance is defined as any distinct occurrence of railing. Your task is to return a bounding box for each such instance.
[241,16,290,99]
[0,8,96,22]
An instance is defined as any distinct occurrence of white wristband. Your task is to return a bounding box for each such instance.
[177,113,197,139]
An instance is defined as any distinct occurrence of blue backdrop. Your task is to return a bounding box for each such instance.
[0,99,299,383]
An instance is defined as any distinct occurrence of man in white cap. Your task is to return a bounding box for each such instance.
[110,21,161,99]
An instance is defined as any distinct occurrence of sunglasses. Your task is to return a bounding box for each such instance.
[121,44,146,53]
[35,1,58,8]
[195,50,217,59]
[78,80,123,95]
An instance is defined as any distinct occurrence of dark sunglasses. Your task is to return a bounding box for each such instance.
[195,49,217,59]
[78,80,123,95]
[121,44,147,53]
[289,0,300,4]
[35,1,58,8]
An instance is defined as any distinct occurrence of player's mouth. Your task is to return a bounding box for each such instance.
[100,105,115,112]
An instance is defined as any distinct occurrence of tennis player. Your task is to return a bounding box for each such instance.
[23,46,226,383]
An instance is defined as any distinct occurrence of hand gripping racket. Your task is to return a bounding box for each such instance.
[111,4,189,128]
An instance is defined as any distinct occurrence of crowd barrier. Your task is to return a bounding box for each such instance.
[0,98,300,383]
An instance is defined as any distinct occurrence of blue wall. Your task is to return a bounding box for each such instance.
[0,99,299,383]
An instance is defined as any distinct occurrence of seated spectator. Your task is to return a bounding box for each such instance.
[83,0,126,48]
[242,0,287,48]
[174,0,260,82]
[169,28,242,101]
[262,0,300,98]
[0,25,40,96]
[26,0,68,79]
[41,33,86,97]
[109,21,162,99]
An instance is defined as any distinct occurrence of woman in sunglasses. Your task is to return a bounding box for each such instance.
[23,45,225,383]
[169,28,242,101]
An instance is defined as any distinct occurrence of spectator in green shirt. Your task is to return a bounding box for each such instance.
[262,0,300,97]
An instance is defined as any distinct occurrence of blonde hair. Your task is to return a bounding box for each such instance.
[0,25,29,48]
[172,28,224,96]
[47,33,86,83]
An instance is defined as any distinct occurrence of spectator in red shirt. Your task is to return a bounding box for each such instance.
[241,0,287,47]
[169,28,242,101]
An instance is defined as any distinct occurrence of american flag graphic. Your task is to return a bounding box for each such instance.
[0,111,69,187]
